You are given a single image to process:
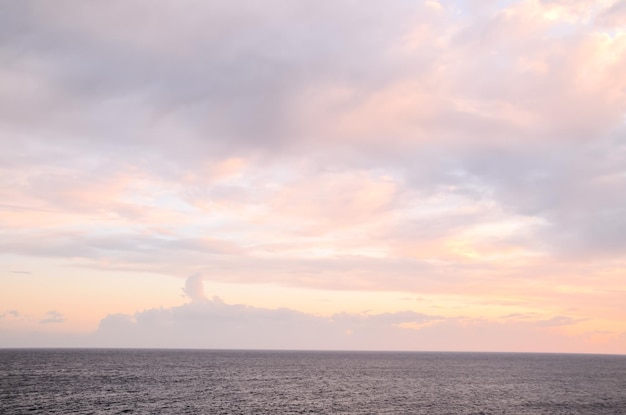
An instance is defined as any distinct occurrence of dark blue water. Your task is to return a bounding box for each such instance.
[1,349,625,414]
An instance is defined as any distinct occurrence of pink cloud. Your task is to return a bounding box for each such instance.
[1,0,625,353]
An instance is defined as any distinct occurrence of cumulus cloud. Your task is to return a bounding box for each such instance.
[183,274,208,302]
[90,296,611,352]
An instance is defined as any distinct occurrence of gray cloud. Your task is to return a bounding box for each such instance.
[89,297,600,352]
[0,1,428,160]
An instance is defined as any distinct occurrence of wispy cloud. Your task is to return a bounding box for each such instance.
[0,310,21,320]
[40,311,65,324]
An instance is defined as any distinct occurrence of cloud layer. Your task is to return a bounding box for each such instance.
[1,0,626,351]
[6,276,621,353]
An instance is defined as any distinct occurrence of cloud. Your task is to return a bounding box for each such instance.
[183,274,208,302]
[1,0,625,349]
[0,230,243,266]
[0,310,21,320]
[499,313,582,327]
[40,310,64,324]
[597,0,626,27]
[89,295,613,352]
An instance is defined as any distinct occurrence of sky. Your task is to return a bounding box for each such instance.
[1,0,625,353]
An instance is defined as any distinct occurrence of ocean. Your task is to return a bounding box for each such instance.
[1,349,625,414]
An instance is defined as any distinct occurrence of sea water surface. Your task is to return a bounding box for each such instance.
[1,349,625,414]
